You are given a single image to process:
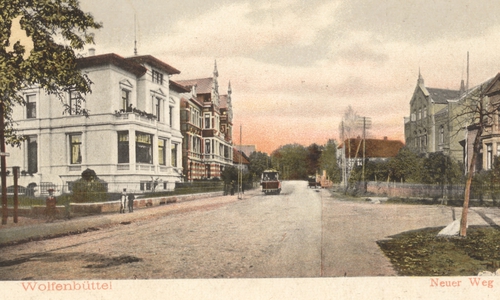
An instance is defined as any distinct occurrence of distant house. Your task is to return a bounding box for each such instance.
[338,137,404,179]
[233,148,250,173]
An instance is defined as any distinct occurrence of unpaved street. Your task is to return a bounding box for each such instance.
[2,181,499,280]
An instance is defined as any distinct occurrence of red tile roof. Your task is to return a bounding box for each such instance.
[233,148,249,165]
[341,138,404,158]
[170,80,190,93]
[177,78,213,94]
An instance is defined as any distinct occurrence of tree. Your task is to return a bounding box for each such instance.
[421,152,462,185]
[1,1,101,142]
[338,105,362,142]
[306,143,322,175]
[1,0,101,224]
[271,144,308,180]
[248,151,270,179]
[338,106,363,187]
[451,78,500,237]
[221,166,238,195]
[318,139,341,183]
[387,147,423,183]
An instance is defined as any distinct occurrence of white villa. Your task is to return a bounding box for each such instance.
[7,51,184,194]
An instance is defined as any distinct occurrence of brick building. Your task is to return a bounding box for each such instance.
[177,62,233,180]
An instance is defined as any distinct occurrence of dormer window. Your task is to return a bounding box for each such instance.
[152,70,163,85]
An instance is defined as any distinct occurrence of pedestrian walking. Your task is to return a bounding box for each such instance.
[128,193,135,212]
[120,188,127,213]
[45,188,57,222]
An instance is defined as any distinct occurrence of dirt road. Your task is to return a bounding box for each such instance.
[1,181,499,280]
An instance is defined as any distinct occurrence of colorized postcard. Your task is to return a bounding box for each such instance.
[1,0,500,299]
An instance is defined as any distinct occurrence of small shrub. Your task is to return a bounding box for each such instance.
[71,168,108,203]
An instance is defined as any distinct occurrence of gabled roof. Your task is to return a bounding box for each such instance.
[426,87,460,104]
[484,73,500,96]
[76,53,147,77]
[170,80,190,93]
[177,78,213,94]
[126,55,180,75]
[341,138,404,158]
[233,148,250,165]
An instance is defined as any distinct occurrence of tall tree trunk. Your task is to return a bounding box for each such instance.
[460,128,481,237]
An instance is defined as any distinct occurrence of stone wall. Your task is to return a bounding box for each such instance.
[365,181,464,199]
[9,192,224,219]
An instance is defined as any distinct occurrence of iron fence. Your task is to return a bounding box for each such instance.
[364,181,500,202]
[1,180,226,206]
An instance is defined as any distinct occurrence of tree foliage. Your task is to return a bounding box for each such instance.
[387,147,424,183]
[339,105,362,141]
[306,143,322,175]
[248,151,270,179]
[271,144,308,180]
[1,0,101,145]
[348,147,462,186]
[318,139,341,183]
[421,152,463,185]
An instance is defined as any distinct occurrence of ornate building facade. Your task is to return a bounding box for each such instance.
[8,52,184,194]
[177,62,234,180]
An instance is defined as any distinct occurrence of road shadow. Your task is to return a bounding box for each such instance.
[472,209,500,230]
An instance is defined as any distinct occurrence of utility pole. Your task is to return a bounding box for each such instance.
[362,117,366,186]
[238,125,242,199]
[341,120,347,188]
[13,167,19,223]
[1,99,7,225]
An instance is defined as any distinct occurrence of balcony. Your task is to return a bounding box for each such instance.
[114,110,157,125]
[187,151,203,160]
[203,154,232,164]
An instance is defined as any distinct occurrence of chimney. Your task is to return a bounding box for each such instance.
[88,48,96,56]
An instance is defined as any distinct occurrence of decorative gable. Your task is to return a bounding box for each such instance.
[120,79,134,89]
[152,88,166,97]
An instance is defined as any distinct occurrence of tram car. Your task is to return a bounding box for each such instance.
[260,169,282,195]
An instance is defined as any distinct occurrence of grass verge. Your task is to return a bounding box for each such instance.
[377,226,500,276]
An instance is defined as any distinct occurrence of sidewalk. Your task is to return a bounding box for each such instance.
[0,189,260,246]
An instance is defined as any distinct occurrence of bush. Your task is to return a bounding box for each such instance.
[71,168,108,203]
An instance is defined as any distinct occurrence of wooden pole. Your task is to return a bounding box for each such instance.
[13,167,19,223]
[1,101,7,225]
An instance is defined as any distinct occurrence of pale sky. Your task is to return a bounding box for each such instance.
[79,0,500,154]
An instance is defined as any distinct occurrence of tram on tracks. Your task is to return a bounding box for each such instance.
[260,169,281,195]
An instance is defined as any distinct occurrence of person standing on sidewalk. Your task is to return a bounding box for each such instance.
[45,189,57,222]
[120,188,127,213]
[128,193,135,212]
